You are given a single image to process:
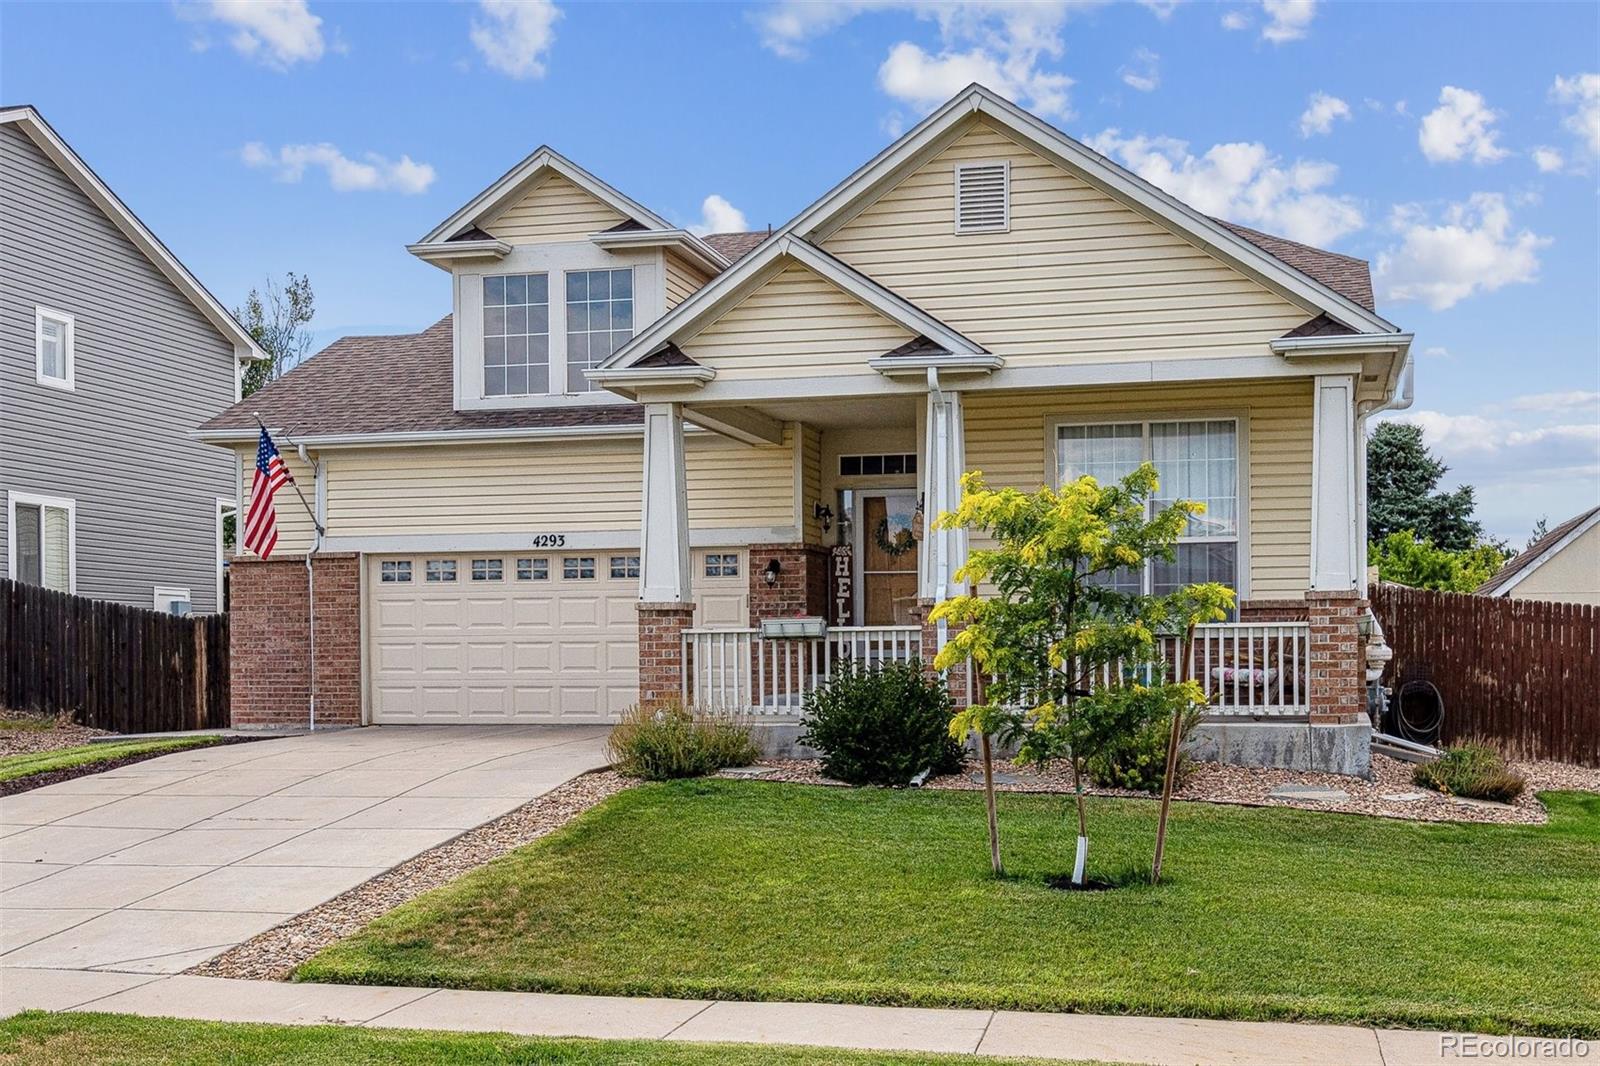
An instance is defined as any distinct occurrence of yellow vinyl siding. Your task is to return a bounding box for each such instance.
[800,423,824,545]
[317,432,796,537]
[823,117,1312,363]
[962,380,1314,598]
[679,262,914,377]
[665,252,713,309]
[233,448,316,556]
[484,172,628,244]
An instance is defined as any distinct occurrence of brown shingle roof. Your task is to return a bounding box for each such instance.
[702,231,768,264]
[1476,506,1600,595]
[200,316,642,436]
[1214,220,1376,312]
[1284,313,1360,338]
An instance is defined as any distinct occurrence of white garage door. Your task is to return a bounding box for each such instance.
[367,550,747,724]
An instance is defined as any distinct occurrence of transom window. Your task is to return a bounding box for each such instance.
[380,560,412,583]
[704,553,740,577]
[1056,419,1240,597]
[425,559,458,582]
[482,273,550,397]
[35,307,74,390]
[565,269,633,393]
[839,453,917,477]
[516,557,549,581]
[471,558,503,581]
[10,496,74,592]
[610,555,640,579]
[563,556,596,579]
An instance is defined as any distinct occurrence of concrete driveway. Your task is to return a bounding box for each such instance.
[0,725,608,974]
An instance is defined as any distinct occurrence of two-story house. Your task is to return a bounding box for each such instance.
[199,85,1412,773]
[1,106,262,614]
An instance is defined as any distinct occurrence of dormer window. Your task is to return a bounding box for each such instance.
[483,273,549,396]
[565,268,633,392]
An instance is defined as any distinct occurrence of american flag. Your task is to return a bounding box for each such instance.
[245,427,293,559]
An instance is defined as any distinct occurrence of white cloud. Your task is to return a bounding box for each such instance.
[1421,345,1450,358]
[1119,47,1159,93]
[1085,129,1362,246]
[1220,10,1250,31]
[687,195,749,237]
[1298,92,1351,137]
[1375,193,1549,310]
[1508,390,1600,413]
[182,0,325,69]
[1260,0,1316,43]
[471,0,560,80]
[241,141,436,194]
[1552,73,1600,156]
[878,40,1073,119]
[1418,86,1508,164]
[1531,146,1565,173]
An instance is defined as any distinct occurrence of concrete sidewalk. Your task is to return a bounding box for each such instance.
[0,969,1589,1065]
[1,726,608,973]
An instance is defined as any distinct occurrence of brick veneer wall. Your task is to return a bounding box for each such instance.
[230,553,361,728]
[915,598,971,706]
[1306,589,1366,723]
[638,601,696,707]
[747,543,830,624]
[1238,599,1310,623]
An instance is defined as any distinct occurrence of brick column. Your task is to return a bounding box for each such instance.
[638,602,696,707]
[914,598,970,706]
[1306,589,1366,723]
[1237,599,1310,623]
[747,543,829,624]
[230,553,361,729]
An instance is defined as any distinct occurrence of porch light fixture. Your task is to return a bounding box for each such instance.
[813,502,834,535]
[762,558,782,587]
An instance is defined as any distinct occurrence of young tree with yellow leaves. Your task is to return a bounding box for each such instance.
[932,464,1232,887]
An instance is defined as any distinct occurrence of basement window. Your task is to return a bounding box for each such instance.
[954,161,1009,234]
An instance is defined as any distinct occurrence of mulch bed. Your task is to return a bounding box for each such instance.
[0,735,261,797]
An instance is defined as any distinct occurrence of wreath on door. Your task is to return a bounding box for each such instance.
[873,517,916,558]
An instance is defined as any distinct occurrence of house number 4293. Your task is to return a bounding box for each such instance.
[530,534,566,547]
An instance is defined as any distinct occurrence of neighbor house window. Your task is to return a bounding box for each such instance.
[563,556,596,579]
[516,557,548,581]
[1056,419,1239,596]
[704,553,740,577]
[380,560,412,583]
[471,558,504,581]
[9,493,75,593]
[610,555,640,579]
[35,307,75,390]
[425,559,458,582]
[565,269,633,392]
[482,273,549,397]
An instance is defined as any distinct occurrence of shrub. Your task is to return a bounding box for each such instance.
[799,661,963,786]
[606,703,759,781]
[1413,741,1527,803]
[1085,693,1201,794]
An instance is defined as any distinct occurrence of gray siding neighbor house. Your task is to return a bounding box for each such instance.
[0,106,263,613]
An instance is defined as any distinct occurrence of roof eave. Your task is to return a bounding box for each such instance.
[869,353,1005,378]
[1270,333,1413,358]
[589,228,730,273]
[406,239,514,269]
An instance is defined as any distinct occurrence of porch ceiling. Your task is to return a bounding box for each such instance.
[706,395,919,431]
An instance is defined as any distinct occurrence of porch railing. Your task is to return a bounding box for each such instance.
[684,621,1310,718]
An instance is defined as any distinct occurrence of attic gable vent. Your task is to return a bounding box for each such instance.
[954,161,1009,234]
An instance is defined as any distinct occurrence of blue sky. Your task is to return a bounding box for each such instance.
[4,0,1597,542]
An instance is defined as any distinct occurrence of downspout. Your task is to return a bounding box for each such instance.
[1356,354,1414,712]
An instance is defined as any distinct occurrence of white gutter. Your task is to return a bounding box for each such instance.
[193,423,650,448]
[1271,333,1414,358]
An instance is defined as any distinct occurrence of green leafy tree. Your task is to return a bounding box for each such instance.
[1369,530,1512,592]
[1367,422,1482,550]
[932,465,1231,886]
[1527,516,1549,550]
[237,272,316,398]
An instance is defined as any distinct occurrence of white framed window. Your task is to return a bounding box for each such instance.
[471,558,504,581]
[35,307,75,390]
[609,555,640,579]
[425,559,458,582]
[704,553,740,578]
[154,587,192,615]
[954,161,1009,234]
[563,556,596,580]
[380,560,413,583]
[839,453,918,477]
[482,273,550,397]
[1055,418,1241,597]
[7,491,76,593]
[516,557,549,581]
[565,268,633,392]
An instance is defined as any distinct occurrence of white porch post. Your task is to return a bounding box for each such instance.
[1310,374,1359,592]
[640,402,690,603]
[921,374,967,599]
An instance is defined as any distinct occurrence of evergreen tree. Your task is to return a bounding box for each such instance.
[1366,422,1482,550]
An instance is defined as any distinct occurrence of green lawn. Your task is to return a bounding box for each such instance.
[0,735,220,784]
[0,1013,1088,1066]
[299,780,1600,1038]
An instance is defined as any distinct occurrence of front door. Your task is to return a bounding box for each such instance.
[858,492,919,625]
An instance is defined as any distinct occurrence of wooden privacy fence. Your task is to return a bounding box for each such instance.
[0,578,229,733]
[1372,583,1599,766]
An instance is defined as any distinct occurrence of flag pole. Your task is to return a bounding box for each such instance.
[254,415,325,732]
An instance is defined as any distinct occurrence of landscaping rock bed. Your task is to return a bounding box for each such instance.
[189,769,632,981]
[0,714,108,757]
[730,754,1600,826]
